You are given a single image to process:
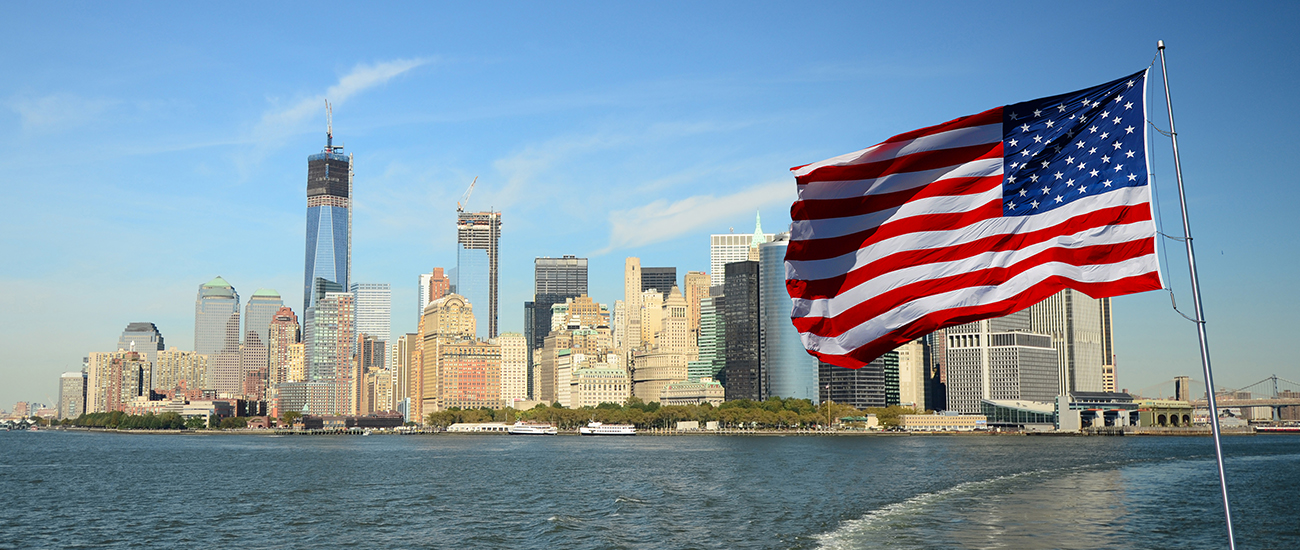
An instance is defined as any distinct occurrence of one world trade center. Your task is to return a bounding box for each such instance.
[303,109,351,313]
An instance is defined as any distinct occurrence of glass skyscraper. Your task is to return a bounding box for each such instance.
[759,235,819,403]
[194,276,240,394]
[456,210,501,339]
[303,123,351,314]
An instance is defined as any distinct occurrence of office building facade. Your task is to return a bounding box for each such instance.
[946,311,1059,414]
[640,267,677,295]
[456,210,501,339]
[1029,290,1106,395]
[194,276,241,394]
[117,322,164,365]
[723,261,761,401]
[759,235,819,403]
[709,212,774,287]
[59,371,87,419]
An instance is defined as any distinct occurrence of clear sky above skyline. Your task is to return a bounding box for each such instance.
[3,2,1298,410]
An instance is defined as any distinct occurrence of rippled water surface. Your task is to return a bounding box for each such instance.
[2,431,1297,549]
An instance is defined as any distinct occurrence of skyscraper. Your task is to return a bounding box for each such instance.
[945,311,1058,414]
[640,267,677,295]
[352,283,392,369]
[117,323,164,364]
[623,257,642,357]
[683,271,710,342]
[457,210,501,339]
[267,306,300,390]
[418,268,451,321]
[303,113,351,314]
[499,332,528,402]
[528,256,588,357]
[194,276,240,394]
[1029,290,1106,395]
[59,371,87,419]
[305,291,356,414]
[242,289,282,399]
[723,260,761,401]
[244,289,283,349]
[759,235,819,403]
[709,212,775,287]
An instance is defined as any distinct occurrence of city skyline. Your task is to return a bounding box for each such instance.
[4,3,1300,409]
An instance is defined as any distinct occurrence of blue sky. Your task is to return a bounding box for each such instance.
[3,2,1298,410]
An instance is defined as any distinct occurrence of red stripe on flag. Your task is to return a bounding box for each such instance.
[787,204,1155,300]
[791,174,1002,221]
[786,199,1003,262]
[796,142,1003,185]
[803,272,1163,369]
[792,238,1158,338]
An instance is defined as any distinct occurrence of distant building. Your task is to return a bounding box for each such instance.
[304,291,356,414]
[895,340,926,410]
[437,339,501,410]
[417,294,478,417]
[457,210,501,339]
[244,289,283,349]
[352,283,392,368]
[820,354,894,410]
[194,276,241,394]
[59,372,87,419]
[267,307,300,389]
[683,271,710,343]
[527,255,588,389]
[394,334,418,411]
[117,322,164,366]
[900,414,987,432]
[632,351,688,403]
[418,268,451,321]
[945,311,1058,414]
[87,351,150,413]
[499,332,528,402]
[760,235,819,404]
[709,212,775,287]
[570,364,631,408]
[155,348,209,393]
[1030,289,1106,395]
[723,260,761,401]
[623,257,642,358]
[688,292,726,382]
[641,267,677,296]
[302,120,351,314]
[660,378,725,406]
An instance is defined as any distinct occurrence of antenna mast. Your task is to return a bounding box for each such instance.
[325,100,333,149]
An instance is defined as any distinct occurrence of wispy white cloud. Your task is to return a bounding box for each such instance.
[597,179,794,255]
[8,93,118,133]
[252,58,430,146]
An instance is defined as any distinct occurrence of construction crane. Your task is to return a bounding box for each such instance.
[457,176,478,212]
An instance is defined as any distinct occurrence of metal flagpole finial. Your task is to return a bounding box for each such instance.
[1157,39,1237,550]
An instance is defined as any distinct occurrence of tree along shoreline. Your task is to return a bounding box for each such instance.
[425,397,924,430]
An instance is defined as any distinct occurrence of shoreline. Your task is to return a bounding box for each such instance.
[36,426,1267,437]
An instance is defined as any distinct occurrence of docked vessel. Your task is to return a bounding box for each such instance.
[508,421,557,435]
[578,421,636,436]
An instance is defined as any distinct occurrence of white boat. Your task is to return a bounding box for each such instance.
[508,421,557,435]
[579,421,636,436]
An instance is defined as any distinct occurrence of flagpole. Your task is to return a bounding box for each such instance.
[1157,39,1237,550]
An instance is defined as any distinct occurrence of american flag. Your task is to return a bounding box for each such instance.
[786,70,1163,369]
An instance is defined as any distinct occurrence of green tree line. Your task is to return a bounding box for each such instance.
[67,411,187,430]
[425,397,926,430]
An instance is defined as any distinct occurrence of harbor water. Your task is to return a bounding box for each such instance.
[2,431,1297,549]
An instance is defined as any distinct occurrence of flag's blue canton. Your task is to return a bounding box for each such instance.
[1002,70,1147,216]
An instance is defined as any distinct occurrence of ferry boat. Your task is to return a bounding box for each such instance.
[508,421,558,435]
[579,421,636,436]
